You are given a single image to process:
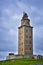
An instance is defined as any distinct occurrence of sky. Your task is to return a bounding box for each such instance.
[0,0,43,60]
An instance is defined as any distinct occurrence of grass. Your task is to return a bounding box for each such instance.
[0,58,43,65]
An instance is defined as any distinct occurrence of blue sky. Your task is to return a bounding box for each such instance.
[0,0,43,60]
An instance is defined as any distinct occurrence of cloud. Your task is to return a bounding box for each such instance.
[0,2,20,53]
[29,6,43,27]
[0,51,8,60]
[0,0,43,60]
[33,26,43,55]
[0,26,18,51]
[0,51,17,60]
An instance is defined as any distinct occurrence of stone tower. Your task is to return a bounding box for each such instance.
[18,12,33,55]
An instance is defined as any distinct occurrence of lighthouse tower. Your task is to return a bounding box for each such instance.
[18,12,33,55]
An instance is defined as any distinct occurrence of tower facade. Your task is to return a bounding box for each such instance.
[18,13,33,55]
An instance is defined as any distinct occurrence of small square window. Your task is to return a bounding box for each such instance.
[29,48,31,50]
[29,36,32,38]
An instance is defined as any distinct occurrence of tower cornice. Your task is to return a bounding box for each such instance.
[18,25,33,29]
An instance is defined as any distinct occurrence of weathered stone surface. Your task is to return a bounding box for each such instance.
[18,13,33,55]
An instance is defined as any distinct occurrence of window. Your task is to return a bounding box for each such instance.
[25,39,28,44]
[29,36,32,38]
[25,51,29,54]
[29,41,31,44]
[26,29,28,32]
[26,34,28,38]
[29,48,31,50]
[22,48,23,51]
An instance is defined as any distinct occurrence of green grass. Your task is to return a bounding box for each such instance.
[0,58,43,65]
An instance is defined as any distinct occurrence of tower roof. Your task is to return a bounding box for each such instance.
[22,12,29,20]
[23,12,28,17]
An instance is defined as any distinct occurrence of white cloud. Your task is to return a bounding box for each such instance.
[36,27,43,38]
[3,8,12,16]
[0,0,43,60]
[4,9,10,14]
[16,1,30,13]
[30,6,37,12]
[9,28,16,36]
[11,14,21,21]
[30,6,43,16]
[0,51,8,60]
